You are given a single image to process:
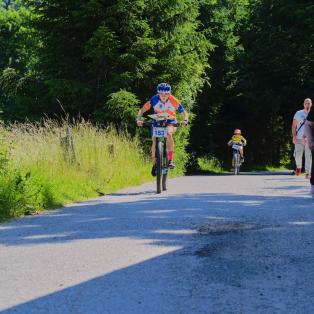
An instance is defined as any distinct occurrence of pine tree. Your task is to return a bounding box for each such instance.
[189,0,249,169]
[234,0,314,166]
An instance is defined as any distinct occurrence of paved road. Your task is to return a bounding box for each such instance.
[1,174,314,313]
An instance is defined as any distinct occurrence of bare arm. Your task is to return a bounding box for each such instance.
[137,105,149,119]
[241,137,247,146]
[292,119,298,144]
[183,110,189,122]
[136,102,151,126]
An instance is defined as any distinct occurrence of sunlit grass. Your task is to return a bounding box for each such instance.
[265,166,290,171]
[197,156,223,173]
[0,120,151,221]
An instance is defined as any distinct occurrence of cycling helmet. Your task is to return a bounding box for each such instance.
[157,83,171,94]
[234,129,241,134]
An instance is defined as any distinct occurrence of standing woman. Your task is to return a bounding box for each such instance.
[304,98,314,195]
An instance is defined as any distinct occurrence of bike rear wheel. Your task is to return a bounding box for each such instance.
[156,140,163,193]
[233,152,240,175]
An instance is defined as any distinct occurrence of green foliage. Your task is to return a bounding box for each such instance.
[105,0,157,89]
[171,126,190,176]
[0,2,40,120]
[1,0,23,10]
[189,0,249,168]
[13,0,209,173]
[0,67,19,96]
[197,156,223,173]
[93,89,139,134]
[6,0,313,172]
[0,67,50,120]
[0,124,55,220]
[0,170,56,220]
[146,0,210,101]
[0,121,152,221]
[189,0,314,169]
[20,0,157,116]
[0,125,11,171]
[84,25,120,67]
[19,0,208,117]
[232,0,314,167]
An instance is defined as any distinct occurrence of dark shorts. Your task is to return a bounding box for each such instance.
[231,143,243,156]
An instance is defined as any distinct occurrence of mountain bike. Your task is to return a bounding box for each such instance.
[143,113,183,194]
[231,143,242,175]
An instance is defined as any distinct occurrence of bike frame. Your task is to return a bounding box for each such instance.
[232,148,241,175]
[154,125,168,193]
[143,117,181,194]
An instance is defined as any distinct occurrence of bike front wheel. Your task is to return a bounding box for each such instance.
[162,142,168,191]
[233,153,240,175]
[156,140,163,193]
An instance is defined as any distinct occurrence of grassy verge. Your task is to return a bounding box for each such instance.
[197,156,223,174]
[0,121,152,221]
[264,166,290,172]
[249,165,291,172]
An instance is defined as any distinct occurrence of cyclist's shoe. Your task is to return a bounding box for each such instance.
[295,168,301,176]
[151,164,156,177]
[168,160,175,169]
[240,157,244,163]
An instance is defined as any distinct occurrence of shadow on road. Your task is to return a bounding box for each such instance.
[189,170,294,176]
[1,186,314,313]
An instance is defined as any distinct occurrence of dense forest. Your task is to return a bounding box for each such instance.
[1,0,313,170]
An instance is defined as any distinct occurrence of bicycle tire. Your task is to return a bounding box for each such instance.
[236,153,241,175]
[156,140,163,193]
[233,156,237,175]
[162,141,168,191]
[233,152,240,175]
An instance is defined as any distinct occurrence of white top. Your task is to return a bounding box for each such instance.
[293,109,308,139]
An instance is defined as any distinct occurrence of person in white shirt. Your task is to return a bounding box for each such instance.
[292,98,312,178]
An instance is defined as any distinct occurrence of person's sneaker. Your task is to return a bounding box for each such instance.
[151,164,156,177]
[240,157,244,163]
[168,160,175,169]
[306,173,311,179]
[311,185,314,196]
[295,168,301,176]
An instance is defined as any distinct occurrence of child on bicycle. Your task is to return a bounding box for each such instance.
[228,129,247,162]
[136,83,189,176]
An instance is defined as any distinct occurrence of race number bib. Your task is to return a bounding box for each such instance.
[152,127,167,138]
[232,144,242,150]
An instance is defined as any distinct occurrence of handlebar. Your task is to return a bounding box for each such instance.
[140,121,187,128]
[228,142,247,147]
[137,112,188,128]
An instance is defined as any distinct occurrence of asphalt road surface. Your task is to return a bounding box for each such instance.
[1,173,314,314]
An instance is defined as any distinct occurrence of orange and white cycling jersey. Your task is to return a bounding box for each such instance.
[143,95,185,120]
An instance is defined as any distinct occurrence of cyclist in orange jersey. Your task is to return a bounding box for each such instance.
[136,83,189,176]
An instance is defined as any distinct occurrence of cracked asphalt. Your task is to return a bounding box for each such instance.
[1,173,314,313]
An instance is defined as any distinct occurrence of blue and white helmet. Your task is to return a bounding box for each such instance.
[156,83,171,94]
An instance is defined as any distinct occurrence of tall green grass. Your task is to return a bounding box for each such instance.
[0,121,152,221]
[197,156,223,173]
